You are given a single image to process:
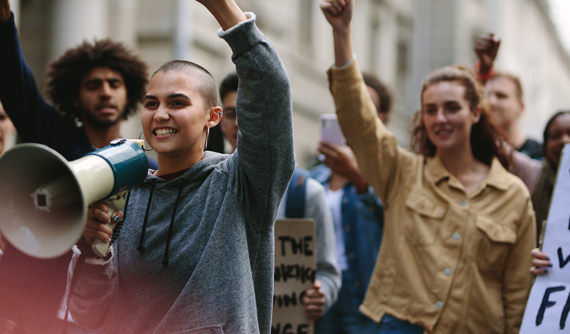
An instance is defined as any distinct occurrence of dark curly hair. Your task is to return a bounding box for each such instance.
[410,65,511,169]
[46,39,148,120]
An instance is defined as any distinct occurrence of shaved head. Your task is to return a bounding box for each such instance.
[152,60,219,109]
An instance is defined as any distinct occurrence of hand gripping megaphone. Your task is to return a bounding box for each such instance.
[0,138,149,259]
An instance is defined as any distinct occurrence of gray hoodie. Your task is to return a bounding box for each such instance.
[67,13,294,334]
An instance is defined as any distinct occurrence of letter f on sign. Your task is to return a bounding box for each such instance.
[536,286,566,326]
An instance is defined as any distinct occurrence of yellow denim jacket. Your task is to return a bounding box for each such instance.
[327,60,535,334]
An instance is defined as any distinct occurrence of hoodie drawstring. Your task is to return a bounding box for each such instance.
[138,179,156,253]
[163,186,183,266]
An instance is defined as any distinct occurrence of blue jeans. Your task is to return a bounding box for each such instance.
[378,314,424,334]
[315,271,424,334]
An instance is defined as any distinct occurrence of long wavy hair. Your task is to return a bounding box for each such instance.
[410,65,511,169]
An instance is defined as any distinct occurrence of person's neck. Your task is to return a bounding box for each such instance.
[437,145,480,179]
[83,121,122,149]
[503,124,526,150]
[329,172,347,192]
[437,146,489,194]
[155,150,204,176]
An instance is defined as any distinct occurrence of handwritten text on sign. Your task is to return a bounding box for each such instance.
[521,144,570,332]
[272,219,316,334]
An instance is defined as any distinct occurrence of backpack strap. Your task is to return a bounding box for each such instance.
[285,167,311,219]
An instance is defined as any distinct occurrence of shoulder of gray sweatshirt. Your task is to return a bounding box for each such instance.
[67,13,295,334]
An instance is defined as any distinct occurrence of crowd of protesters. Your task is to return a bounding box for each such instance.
[0,0,569,333]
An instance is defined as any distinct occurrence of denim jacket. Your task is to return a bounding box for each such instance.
[311,164,384,302]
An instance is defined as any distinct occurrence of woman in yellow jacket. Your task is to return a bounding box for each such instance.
[321,1,535,333]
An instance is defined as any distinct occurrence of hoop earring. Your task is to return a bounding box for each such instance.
[204,126,210,150]
[139,130,154,151]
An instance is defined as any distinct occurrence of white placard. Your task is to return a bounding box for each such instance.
[272,219,316,334]
[521,144,570,332]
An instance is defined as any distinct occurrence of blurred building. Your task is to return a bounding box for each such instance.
[10,0,570,166]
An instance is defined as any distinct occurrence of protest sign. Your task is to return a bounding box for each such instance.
[521,144,570,332]
[272,219,316,334]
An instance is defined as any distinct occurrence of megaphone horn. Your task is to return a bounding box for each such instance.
[0,138,149,259]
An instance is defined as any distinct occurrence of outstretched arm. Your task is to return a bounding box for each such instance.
[212,3,294,225]
[0,0,9,21]
[474,33,500,81]
[0,0,89,159]
[322,0,414,205]
[196,0,247,31]
[321,0,353,67]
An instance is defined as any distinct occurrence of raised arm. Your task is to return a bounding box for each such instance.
[0,1,65,144]
[321,0,353,67]
[210,1,294,224]
[474,33,500,82]
[0,0,9,21]
[196,0,247,30]
[322,0,415,205]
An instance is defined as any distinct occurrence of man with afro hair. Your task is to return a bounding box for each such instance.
[0,15,153,162]
[0,1,154,333]
[44,38,150,152]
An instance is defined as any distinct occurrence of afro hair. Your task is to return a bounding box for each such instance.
[46,38,148,120]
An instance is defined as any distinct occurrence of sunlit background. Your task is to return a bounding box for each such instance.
[6,0,570,167]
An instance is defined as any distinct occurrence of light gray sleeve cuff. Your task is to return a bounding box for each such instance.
[217,12,256,37]
[72,245,114,266]
[217,12,265,57]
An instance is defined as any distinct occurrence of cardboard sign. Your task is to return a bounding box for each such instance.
[272,219,316,334]
[521,144,570,333]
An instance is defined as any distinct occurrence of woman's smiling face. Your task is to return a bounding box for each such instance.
[142,70,210,158]
[422,81,480,154]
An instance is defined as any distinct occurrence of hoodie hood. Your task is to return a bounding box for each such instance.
[143,151,230,187]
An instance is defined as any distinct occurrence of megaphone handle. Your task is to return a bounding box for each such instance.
[91,192,128,257]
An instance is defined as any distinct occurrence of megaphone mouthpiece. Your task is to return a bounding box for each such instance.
[31,175,78,212]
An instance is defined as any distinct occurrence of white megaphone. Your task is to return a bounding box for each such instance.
[0,138,149,259]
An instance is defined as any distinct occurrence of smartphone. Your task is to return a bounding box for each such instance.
[320,114,346,146]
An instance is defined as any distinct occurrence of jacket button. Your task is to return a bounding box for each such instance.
[460,200,467,206]
[444,268,451,276]
[453,233,460,240]
[435,301,442,308]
